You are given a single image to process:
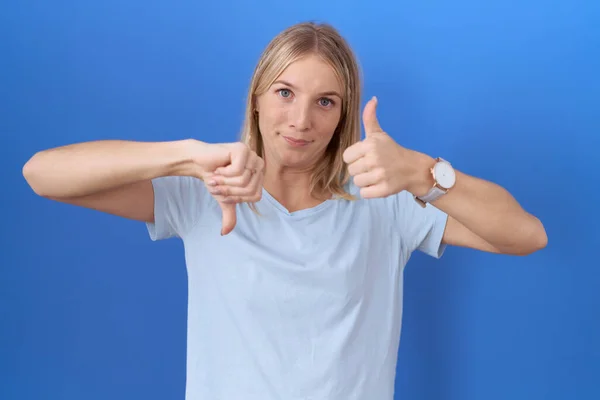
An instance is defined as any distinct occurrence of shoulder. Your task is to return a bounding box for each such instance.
[343,177,448,240]
[148,175,217,240]
[151,175,206,194]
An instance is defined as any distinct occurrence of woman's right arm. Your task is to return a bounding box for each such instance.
[22,139,200,223]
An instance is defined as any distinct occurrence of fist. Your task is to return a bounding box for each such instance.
[197,142,264,235]
[343,97,425,199]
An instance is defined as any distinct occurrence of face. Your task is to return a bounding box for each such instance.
[255,54,344,171]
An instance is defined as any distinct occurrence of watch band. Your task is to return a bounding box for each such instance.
[418,186,447,203]
[415,186,447,207]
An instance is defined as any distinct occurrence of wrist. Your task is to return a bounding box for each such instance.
[407,151,436,197]
[164,139,204,177]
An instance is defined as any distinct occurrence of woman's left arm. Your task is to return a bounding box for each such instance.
[409,153,548,256]
[343,96,547,256]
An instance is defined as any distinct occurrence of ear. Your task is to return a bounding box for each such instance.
[251,94,259,114]
[252,93,260,114]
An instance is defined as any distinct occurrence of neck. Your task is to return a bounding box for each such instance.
[263,162,329,213]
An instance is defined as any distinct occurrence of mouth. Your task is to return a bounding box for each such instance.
[282,135,313,147]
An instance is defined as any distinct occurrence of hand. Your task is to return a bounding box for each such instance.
[195,141,264,235]
[342,96,433,198]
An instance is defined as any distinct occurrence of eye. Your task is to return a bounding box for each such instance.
[277,89,293,98]
[319,97,335,108]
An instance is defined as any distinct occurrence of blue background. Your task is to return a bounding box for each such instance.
[2,1,599,399]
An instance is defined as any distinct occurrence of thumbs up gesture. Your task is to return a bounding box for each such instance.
[343,96,430,199]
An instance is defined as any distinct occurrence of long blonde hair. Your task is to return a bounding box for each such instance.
[240,22,362,201]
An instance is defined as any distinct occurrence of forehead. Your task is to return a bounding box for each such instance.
[275,54,343,96]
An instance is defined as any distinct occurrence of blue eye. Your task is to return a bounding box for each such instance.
[319,98,334,107]
[278,89,292,98]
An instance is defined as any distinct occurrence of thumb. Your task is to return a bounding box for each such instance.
[362,96,383,137]
[219,202,237,236]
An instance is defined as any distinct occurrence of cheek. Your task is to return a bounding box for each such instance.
[258,103,287,133]
[317,112,342,140]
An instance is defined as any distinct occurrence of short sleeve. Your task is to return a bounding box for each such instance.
[391,190,449,258]
[146,175,209,241]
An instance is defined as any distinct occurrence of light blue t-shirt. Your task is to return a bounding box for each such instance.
[146,175,448,400]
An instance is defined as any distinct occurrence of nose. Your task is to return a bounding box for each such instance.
[289,101,311,131]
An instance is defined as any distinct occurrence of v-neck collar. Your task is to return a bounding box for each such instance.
[260,188,334,219]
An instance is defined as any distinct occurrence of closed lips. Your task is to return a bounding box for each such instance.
[283,136,311,144]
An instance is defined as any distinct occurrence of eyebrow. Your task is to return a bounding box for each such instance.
[273,80,342,99]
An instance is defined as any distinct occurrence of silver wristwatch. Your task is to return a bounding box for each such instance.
[414,157,456,207]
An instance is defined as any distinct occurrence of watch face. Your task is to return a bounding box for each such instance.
[434,161,456,189]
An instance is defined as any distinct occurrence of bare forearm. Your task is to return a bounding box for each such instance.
[436,171,546,251]
[23,139,196,198]
[410,153,547,253]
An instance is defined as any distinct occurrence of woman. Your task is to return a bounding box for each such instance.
[23,22,547,400]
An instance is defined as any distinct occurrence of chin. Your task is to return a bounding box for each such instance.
[270,145,320,169]
[277,152,315,169]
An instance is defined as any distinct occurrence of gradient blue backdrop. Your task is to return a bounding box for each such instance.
[2,1,599,399]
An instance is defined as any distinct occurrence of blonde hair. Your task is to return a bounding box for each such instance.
[240,21,362,201]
